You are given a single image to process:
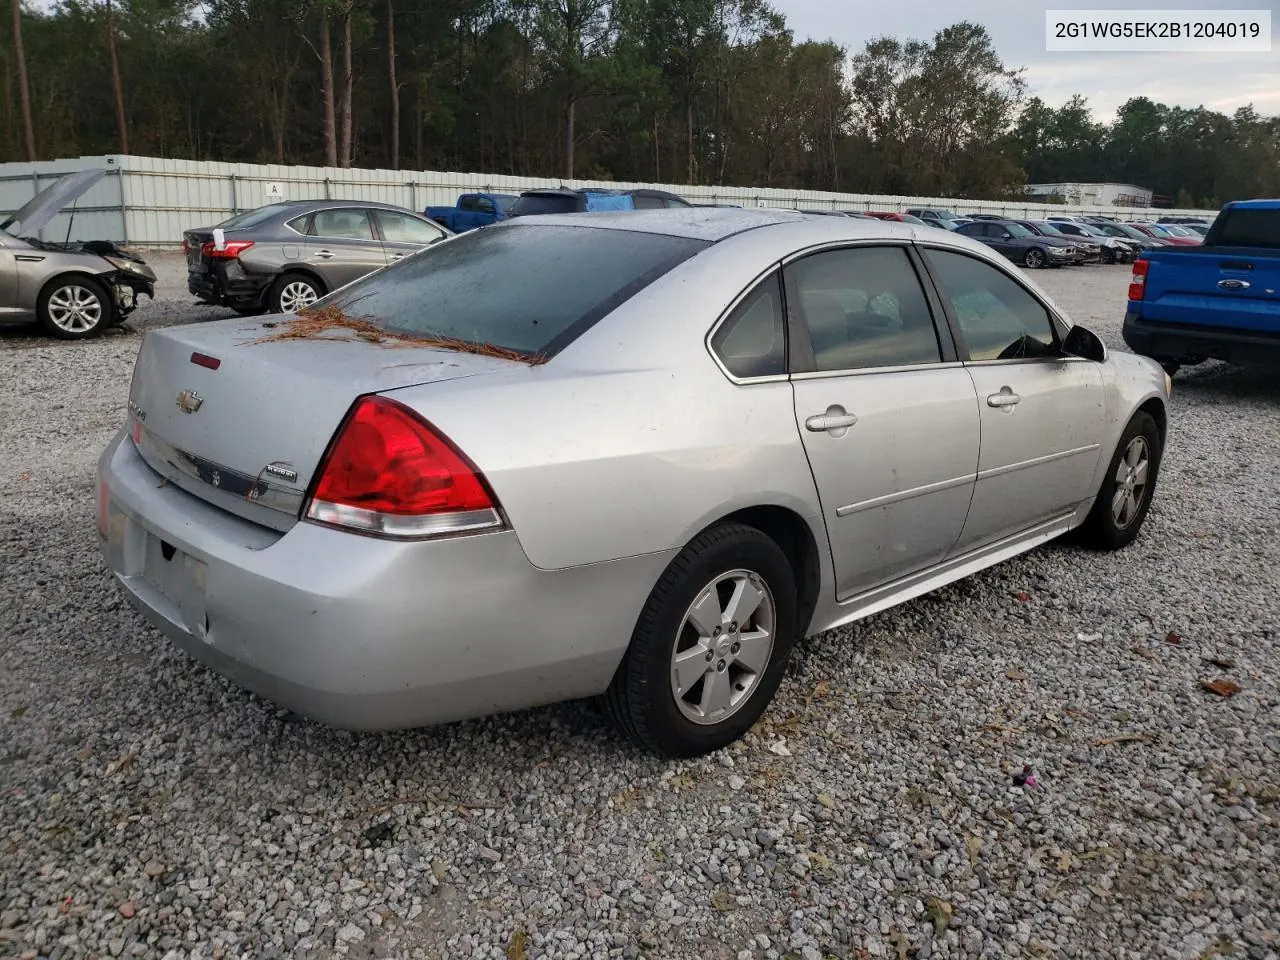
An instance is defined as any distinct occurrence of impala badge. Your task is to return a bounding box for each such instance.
[263,462,298,483]
[176,390,203,414]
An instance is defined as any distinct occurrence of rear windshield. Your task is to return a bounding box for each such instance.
[1208,209,1279,249]
[217,204,294,229]
[494,195,517,214]
[318,224,707,358]
[510,194,578,216]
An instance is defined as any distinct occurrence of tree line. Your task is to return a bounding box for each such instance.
[2,0,1277,207]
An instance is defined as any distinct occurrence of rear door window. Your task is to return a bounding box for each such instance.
[376,210,447,245]
[311,208,376,240]
[319,224,707,359]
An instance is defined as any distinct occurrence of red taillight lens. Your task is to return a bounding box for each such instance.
[1128,258,1150,301]
[200,239,255,259]
[305,396,502,539]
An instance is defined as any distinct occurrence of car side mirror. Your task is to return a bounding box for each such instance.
[1062,324,1106,362]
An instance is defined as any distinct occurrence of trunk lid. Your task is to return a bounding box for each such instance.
[1140,248,1280,333]
[128,319,518,532]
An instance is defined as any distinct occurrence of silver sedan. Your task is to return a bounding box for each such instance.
[97,209,1171,757]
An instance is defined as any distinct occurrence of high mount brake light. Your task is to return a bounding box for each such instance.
[304,396,503,539]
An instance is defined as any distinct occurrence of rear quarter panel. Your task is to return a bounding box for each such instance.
[382,226,841,573]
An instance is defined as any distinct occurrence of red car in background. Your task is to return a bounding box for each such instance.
[1124,222,1202,246]
[863,211,930,226]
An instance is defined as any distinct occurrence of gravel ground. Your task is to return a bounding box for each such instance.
[2,253,1277,960]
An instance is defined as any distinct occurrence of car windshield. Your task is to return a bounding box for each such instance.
[510,193,578,216]
[216,204,294,229]
[494,195,517,214]
[901,214,927,225]
[1143,224,1174,236]
[1113,224,1148,239]
[317,224,707,358]
[1164,225,1196,237]
[1001,223,1034,238]
[1034,222,1070,237]
[1078,224,1109,237]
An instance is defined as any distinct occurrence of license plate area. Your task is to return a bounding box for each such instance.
[142,531,207,606]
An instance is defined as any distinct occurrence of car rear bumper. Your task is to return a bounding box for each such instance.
[1122,311,1280,366]
[96,429,670,730]
[187,261,272,308]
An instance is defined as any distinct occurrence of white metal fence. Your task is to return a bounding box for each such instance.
[0,154,1220,248]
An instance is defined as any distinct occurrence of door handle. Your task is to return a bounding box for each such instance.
[390,253,407,260]
[805,407,858,433]
[313,250,334,259]
[987,388,1021,408]
[1217,278,1249,291]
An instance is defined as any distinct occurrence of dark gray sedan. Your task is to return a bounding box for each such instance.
[953,220,1075,269]
[183,199,452,315]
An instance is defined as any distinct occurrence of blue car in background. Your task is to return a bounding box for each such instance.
[509,187,690,216]
[424,192,518,233]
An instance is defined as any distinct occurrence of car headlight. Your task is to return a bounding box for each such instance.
[1049,246,1071,254]
[103,255,149,276]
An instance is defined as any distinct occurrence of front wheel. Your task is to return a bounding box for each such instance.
[1078,411,1163,550]
[1024,248,1046,269]
[38,277,113,339]
[604,522,798,758]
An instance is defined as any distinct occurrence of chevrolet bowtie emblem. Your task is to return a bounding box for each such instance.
[176,390,203,414]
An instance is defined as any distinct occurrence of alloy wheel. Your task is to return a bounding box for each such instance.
[47,285,104,333]
[279,280,319,313]
[1111,436,1150,528]
[669,569,776,725]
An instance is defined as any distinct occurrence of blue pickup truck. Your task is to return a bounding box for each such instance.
[424,192,518,233]
[1123,199,1280,374]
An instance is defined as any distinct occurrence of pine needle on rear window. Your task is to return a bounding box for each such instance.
[243,304,547,365]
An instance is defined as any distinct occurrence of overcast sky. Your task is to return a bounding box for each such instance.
[776,0,1280,120]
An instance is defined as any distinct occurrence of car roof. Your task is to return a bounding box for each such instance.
[502,207,816,242]
[1225,199,1280,210]
[268,198,421,214]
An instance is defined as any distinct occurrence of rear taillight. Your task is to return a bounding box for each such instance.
[305,396,503,539]
[181,238,189,254]
[1128,258,1150,301]
[200,239,255,259]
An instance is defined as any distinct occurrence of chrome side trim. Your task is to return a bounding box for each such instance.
[133,424,305,517]
[835,473,974,517]
[976,443,1100,482]
[791,360,964,381]
[816,512,1075,632]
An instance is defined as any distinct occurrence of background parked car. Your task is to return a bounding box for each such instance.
[863,211,930,225]
[424,192,517,233]
[509,187,690,216]
[1091,221,1173,250]
[1042,220,1136,263]
[953,219,1075,268]
[1013,219,1101,264]
[183,199,451,315]
[965,213,1008,221]
[1124,222,1201,246]
[0,167,156,339]
[905,207,961,227]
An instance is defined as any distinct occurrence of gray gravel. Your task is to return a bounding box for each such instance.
[2,254,1278,960]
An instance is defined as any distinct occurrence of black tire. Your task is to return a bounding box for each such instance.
[1024,248,1046,269]
[37,276,114,340]
[267,272,324,315]
[604,522,799,758]
[1078,411,1163,551]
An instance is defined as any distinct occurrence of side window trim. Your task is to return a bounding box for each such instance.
[780,240,957,376]
[913,243,1072,364]
[704,265,789,384]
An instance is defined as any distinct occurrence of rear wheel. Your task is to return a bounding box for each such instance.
[1078,411,1162,550]
[1024,248,1046,269]
[268,273,323,315]
[604,522,798,758]
[38,277,113,339]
